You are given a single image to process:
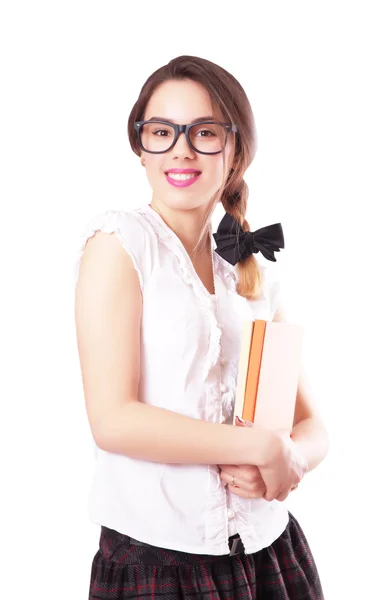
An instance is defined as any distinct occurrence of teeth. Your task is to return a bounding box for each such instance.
[167,173,199,180]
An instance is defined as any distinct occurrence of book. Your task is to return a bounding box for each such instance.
[233,321,254,423]
[234,319,304,432]
[242,320,266,422]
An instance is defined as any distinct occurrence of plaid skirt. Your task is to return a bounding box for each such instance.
[88,511,324,599]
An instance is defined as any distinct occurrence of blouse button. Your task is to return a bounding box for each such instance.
[220,357,227,367]
[220,383,227,393]
[227,508,234,519]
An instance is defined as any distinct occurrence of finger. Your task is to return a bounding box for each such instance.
[221,471,266,497]
[229,485,265,499]
[264,488,280,502]
[275,490,290,502]
[218,465,240,475]
[276,485,298,502]
[235,416,254,427]
[220,469,241,488]
[228,486,249,498]
[224,466,260,484]
[248,482,267,496]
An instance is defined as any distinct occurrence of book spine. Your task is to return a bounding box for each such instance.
[242,320,266,422]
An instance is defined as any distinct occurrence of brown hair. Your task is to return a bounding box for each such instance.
[128,55,263,300]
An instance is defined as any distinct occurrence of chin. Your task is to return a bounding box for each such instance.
[162,192,210,212]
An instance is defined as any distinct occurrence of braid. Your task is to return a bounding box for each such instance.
[220,176,263,300]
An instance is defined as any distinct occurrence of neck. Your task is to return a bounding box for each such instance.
[149,201,212,255]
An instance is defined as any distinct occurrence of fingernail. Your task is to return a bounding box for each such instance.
[236,416,245,424]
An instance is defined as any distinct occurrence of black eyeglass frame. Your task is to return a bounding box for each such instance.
[133,120,238,155]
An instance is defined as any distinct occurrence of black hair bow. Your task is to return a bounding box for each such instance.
[212,212,285,266]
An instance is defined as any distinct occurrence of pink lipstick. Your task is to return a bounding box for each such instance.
[165,168,202,188]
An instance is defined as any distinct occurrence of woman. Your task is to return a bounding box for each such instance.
[75,55,328,599]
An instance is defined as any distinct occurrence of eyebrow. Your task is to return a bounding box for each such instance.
[147,115,216,124]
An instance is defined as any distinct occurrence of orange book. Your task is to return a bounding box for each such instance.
[242,320,267,421]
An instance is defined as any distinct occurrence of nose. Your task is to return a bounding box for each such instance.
[171,131,196,159]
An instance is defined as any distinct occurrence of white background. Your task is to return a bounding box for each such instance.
[1,1,389,598]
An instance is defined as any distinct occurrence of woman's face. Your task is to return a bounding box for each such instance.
[140,79,235,214]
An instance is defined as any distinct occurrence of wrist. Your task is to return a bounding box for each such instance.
[289,437,310,474]
[244,425,274,466]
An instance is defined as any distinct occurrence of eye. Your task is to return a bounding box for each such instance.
[196,129,216,137]
[151,128,172,137]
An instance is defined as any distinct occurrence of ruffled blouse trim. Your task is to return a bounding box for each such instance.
[136,206,222,379]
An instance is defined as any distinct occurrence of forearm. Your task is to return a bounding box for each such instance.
[98,401,268,466]
[290,417,330,473]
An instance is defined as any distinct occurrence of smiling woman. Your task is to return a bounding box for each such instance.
[129,78,240,252]
[75,54,326,600]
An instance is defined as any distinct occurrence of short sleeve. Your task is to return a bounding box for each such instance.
[73,209,151,293]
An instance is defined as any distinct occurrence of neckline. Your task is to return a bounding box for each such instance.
[143,203,216,298]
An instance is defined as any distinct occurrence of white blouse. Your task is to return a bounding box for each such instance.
[74,203,289,556]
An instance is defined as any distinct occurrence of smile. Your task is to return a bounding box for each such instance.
[167,173,199,180]
[165,172,202,188]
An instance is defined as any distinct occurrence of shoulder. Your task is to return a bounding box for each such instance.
[73,207,153,291]
[77,207,151,241]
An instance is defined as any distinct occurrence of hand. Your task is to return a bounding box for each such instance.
[218,417,266,499]
[218,463,267,499]
[259,428,308,502]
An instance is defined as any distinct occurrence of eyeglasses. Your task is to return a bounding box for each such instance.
[134,120,238,155]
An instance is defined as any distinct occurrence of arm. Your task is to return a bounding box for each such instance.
[273,306,330,473]
[75,231,268,467]
[99,400,264,465]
